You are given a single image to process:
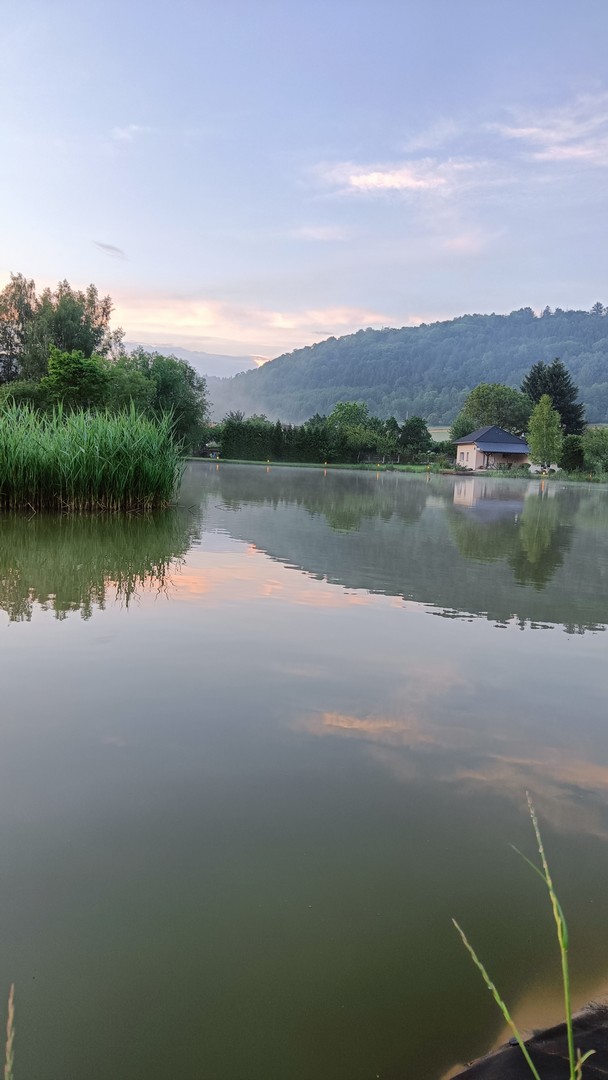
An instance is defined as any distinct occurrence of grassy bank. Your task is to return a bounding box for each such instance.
[0,404,183,511]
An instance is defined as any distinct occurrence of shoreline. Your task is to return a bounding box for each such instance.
[187,457,608,485]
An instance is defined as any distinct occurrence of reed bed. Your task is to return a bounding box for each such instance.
[0,404,183,511]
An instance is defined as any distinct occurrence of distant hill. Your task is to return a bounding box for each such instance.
[125,342,259,379]
[206,306,608,423]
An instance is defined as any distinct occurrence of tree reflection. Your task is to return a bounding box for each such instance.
[213,466,430,531]
[510,489,572,588]
[0,512,200,621]
[449,484,576,590]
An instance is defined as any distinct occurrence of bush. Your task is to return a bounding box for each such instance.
[582,427,608,474]
[560,434,584,471]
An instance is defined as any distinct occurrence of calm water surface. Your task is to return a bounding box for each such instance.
[1,463,608,1079]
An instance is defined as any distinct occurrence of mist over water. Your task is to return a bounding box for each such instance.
[1,463,607,1079]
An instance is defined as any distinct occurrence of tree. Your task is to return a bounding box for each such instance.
[328,401,369,430]
[104,356,154,413]
[521,359,585,435]
[41,347,110,410]
[0,275,123,382]
[131,348,209,449]
[450,411,478,440]
[559,434,584,472]
[450,383,532,439]
[399,416,433,462]
[590,301,605,317]
[527,395,563,470]
[0,273,37,382]
[582,427,608,475]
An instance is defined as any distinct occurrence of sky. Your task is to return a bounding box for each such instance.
[2,0,608,363]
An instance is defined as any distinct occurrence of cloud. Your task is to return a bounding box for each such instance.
[112,293,400,355]
[402,118,465,153]
[491,93,608,165]
[94,241,126,259]
[318,157,485,196]
[110,124,150,143]
[303,700,608,845]
[442,227,502,255]
[288,225,349,241]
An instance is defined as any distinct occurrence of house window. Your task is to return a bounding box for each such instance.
[459,452,464,461]
[466,452,469,461]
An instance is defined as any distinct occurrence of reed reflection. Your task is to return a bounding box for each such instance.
[0,511,200,621]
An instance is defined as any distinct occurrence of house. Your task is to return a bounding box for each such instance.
[199,440,221,459]
[454,425,530,471]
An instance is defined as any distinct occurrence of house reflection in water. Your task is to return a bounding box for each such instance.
[453,478,526,521]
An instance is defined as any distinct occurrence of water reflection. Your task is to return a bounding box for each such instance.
[5,467,605,632]
[1,463,608,1079]
[449,480,575,590]
[180,464,608,632]
[0,512,200,621]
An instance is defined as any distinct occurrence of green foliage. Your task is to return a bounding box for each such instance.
[0,404,182,511]
[582,426,608,474]
[217,406,448,464]
[0,273,37,381]
[328,400,370,429]
[0,276,209,449]
[522,358,585,435]
[450,383,532,439]
[0,275,122,382]
[103,355,155,412]
[560,434,584,472]
[432,438,456,461]
[0,378,50,410]
[41,346,110,410]
[130,348,209,449]
[449,412,477,440]
[207,304,608,424]
[399,416,433,462]
[528,394,564,469]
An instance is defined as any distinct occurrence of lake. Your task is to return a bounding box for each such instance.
[1,463,608,1079]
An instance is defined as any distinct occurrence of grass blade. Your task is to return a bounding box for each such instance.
[452,920,542,1080]
[4,984,14,1080]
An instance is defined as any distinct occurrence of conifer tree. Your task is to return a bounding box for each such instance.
[521,358,585,435]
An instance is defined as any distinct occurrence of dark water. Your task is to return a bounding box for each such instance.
[1,463,608,1079]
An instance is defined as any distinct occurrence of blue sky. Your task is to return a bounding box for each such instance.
[2,0,608,361]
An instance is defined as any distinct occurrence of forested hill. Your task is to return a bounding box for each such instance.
[207,306,608,423]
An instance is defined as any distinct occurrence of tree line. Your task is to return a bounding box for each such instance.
[216,403,440,464]
[0,273,209,449]
[215,358,608,475]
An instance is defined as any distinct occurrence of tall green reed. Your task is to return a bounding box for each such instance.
[0,403,183,511]
[454,794,595,1079]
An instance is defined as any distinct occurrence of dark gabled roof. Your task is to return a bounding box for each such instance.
[455,425,529,448]
[475,441,530,454]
